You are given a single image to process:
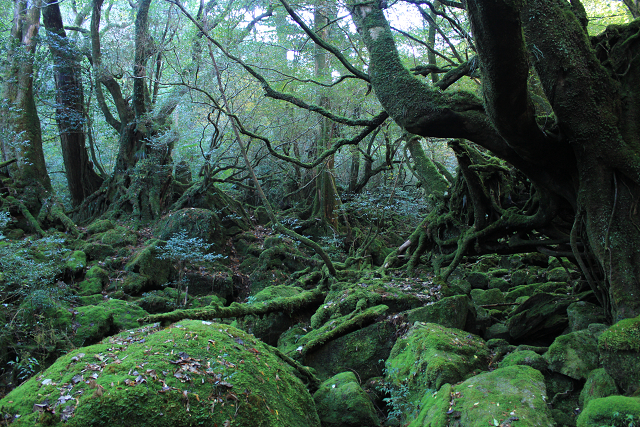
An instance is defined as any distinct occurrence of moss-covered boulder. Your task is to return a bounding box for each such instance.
[506,292,572,343]
[77,265,109,296]
[99,226,137,247]
[86,219,115,234]
[579,368,619,409]
[240,286,304,346]
[0,321,320,427]
[125,240,172,289]
[72,300,149,346]
[499,349,548,372]
[547,267,570,282]
[304,321,396,383]
[64,250,86,277]
[385,323,489,419]
[544,325,606,380]
[598,314,640,394]
[465,271,488,290]
[81,241,117,260]
[405,295,472,330]
[577,396,640,427]
[313,371,380,427]
[448,366,554,426]
[488,276,510,292]
[567,301,606,332]
[310,281,426,329]
[470,288,504,306]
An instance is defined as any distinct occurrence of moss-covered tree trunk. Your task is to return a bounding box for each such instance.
[312,0,340,230]
[349,0,640,320]
[43,0,104,207]
[1,0,51,197]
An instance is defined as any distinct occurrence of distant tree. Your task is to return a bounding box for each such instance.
[43,0,104,207]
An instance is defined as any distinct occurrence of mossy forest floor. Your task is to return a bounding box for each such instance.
[0,205,639,427]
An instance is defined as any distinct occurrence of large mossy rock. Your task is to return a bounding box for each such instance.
[240,285,304,346]
[405,295,472,330]
[304,321,396,383]
[578,368,619,409]
[544,325,606,380]
[506,292,572,343]
[124,240,173,290]
[412,366,554,427]
[567,301,606,332]
[385,323,489,419]
[313,371,380,427]
[449,366,554,426]
[577,396,640,427]
[0,320,320,427]
[72,299,150,346]
[598,314,640,394]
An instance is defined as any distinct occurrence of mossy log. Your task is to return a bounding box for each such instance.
[2,195,45,236]
[138,286,324,324]
[295,304,389,360]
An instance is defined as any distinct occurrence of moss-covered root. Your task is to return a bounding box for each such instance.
[38,198,79,236]
[138,286,324,324]
[273,347,321,392]
[297,304,389,360]
[3,195,45,236]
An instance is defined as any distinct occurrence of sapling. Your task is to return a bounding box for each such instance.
[157,231,224,307]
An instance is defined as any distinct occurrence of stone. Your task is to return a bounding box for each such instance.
[499,349,548,372]
[567,301,606,332]
[577,396,640,427]
[385,323,489,420]
[405,295,472,330]
[544,326,606,380]
[304,321,396,383]
[0,321,320,427]
[578,368,618,409]
[470,288,505,306]
[313,372,380,427]
[598,314,640,394]
[506,293,572,343]
[449,366,554,426]
[465,271,488,290]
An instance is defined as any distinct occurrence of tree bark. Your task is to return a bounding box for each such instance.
[1,0,51,194]
[349,0,640,320]
[43,0,103,207]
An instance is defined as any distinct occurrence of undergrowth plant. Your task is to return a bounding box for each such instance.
[0,215,75,383]
[157,231,225,307]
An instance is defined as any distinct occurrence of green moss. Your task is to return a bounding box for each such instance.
[0,321,320,427]
[577,396,640,427]
[599,314,640,352]
[86,219,115,234]
[304,321,395,383]
[98,226,137,247]
[579,368,619,409]
[499,349,548,372]
[451,366,554,426]
[470,288,505,306]
[598,315,640,394]
[64,251,86,276]
[385,323,489,419]
[409,383,451,427]
[544,327,604,380]
[77,278,103,296]
[72,305,112,347]
[125,240,172,287]
[405,295,472,330]
[313,372,380,427]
